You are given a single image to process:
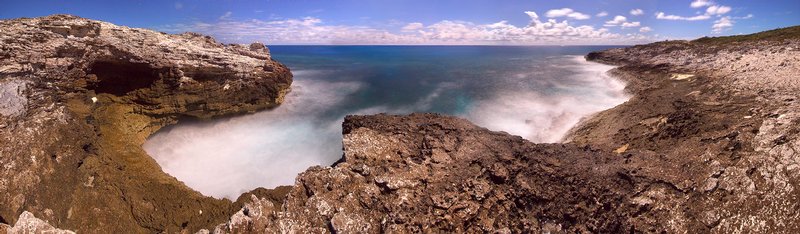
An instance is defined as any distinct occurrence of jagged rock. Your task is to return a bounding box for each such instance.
[3,211,75,234]
[213,113,643,233]
[212,27,800,233]
[572,28,800,232]
[3,13,799,233]
[0,14,291,233]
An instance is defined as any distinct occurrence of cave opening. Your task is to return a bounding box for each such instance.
[88,61,161,96]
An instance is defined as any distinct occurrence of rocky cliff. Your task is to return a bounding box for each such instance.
[208,27,800,233]
[0,14,291,233]
[2,14,799,233]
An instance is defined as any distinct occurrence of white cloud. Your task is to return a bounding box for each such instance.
[622,21,641,28]
[630,9,644,16]
[712,16,733,33]
[524,11,539,20]
[545,8,591,20]
[596,11,608,17]
[604,15,628,27]
[639,26,652,32]
[401,22,424,32]
[174,2,183,10]
[157,11,655,45]
[655,1,747,33]
[655,12,711,21]
[603,15,642,30]
[219,11,232,20]
[706,5,732,15]
[657,2,732,21]
[691,0,713,8]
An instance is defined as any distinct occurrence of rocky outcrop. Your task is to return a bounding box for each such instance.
[2,13,798,233]
[2,211,75,234]
[0,15,291,233]
[209,113,644,233]
[210,27,800,233]
[572,27,800,232]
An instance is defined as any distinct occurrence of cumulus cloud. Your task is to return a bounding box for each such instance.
[655,12,711,21]
[157,11,655,45]
[604,15,628,27]
[657,1,731,20]
[401,22,424,32]
[621,21,641,28]
[706,5,732,15]
[639,26,652,33]
[712,16,733,33]
[603,15,643,30]
[691,0,713,8]
[630,9,644,16]
[596,11,608,17]
[655,1,749,34]
[545,8,591,20]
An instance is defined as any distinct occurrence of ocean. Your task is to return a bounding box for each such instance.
[143,46,629,199]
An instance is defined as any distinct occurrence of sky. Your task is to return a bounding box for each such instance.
[1,0,798,45]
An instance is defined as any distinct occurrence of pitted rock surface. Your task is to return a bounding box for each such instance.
[0,14,291,233]
[211,27,800,233]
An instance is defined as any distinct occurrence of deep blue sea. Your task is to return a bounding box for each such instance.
[144,46,629,199]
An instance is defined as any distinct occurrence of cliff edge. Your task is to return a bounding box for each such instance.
[211,27,800,233]
[2,14,798,233]
[0,14,292,233]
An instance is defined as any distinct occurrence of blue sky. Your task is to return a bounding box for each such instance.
[1,0,798,45]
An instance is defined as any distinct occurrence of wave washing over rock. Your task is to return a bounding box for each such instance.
[143,51,629,199]
[0,15,291,233]
[204,27,800,233]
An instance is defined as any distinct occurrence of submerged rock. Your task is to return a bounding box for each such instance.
[0,14,291,233]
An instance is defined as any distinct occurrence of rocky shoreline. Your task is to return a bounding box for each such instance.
[1,14,798,233]
[0,15,291,233]
[205,27,800,233]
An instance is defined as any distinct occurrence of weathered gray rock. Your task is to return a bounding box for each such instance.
[0,14,291,233]
[0,79,28,118]
[4,211,75,234]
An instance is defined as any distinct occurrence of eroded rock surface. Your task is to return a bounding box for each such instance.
[2,211,74,234]
[3,14,798,233]
[572,27,800,232]
[211,27,800,233]
[0,14,291,233]
[210,113,643,233]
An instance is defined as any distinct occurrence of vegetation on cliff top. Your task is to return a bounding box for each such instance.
[693,25,800,44]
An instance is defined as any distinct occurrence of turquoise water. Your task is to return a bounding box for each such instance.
[144,46,629,199]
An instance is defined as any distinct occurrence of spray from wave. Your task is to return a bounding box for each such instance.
[144,53,628,199]
[143,76,362,199]
[466,56,627,142]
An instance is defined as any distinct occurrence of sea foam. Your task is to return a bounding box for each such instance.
[144,54,628,199]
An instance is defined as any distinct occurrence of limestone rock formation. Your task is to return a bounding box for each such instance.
[211,27,800,233]
[2,13,799,233]
[210,113,642,233]
[2,211,75,234]
[0,14,291,233]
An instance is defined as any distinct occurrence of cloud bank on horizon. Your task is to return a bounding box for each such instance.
[1,0,797,45]
[154,0,776,45]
